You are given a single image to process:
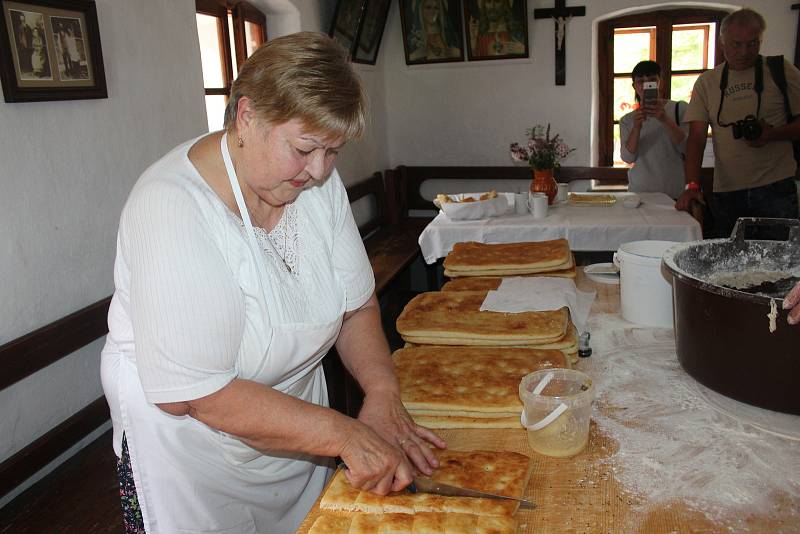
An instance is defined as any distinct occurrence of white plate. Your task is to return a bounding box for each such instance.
[583,263,620,284]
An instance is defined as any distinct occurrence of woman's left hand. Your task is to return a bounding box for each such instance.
[358,389,446,476]
[783,280,800,325]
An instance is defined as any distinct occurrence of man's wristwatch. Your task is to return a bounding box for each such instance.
[685,182,701,192]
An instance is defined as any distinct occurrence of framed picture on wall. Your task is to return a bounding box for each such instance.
[329,0,366,58]
[399,0,464,65]
[463,0,528,61]
[0,0,106,102]
[352,0,390,65]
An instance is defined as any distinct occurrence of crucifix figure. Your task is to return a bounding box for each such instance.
[534,0,586,85]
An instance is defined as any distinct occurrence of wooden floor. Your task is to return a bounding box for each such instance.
[0,430,122,534]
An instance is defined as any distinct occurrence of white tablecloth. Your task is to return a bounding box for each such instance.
[418,192,702,264]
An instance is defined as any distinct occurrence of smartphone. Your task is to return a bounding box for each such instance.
[642,81,659,107]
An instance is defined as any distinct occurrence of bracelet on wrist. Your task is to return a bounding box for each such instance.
[685,182,701,192]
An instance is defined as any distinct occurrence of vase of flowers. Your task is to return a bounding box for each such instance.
[510,124,575,205]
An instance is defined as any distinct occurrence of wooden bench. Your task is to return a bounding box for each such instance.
[324,172,433,418]
[346,172,432,297]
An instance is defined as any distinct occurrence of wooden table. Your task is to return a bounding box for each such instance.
[297,272,799,533]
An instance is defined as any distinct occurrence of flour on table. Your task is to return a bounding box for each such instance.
[576,327,800,531]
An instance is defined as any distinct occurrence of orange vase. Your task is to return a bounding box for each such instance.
[530,168,558,205]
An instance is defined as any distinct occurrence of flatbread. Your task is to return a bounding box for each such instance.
[410,413,521,429]
[320,468,362,511]
[441,271,577,293]
[444,254,575,278]
[443,239,571,272]
[319,450,530,518]
[443,252,575,279]
[395,345,569,413]
[309,514,352,533]
[350,513,383,533]
[397,291,569,344]
[476,515,518,534]
[309,512,516,534]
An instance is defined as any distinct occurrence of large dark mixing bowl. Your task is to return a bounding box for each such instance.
[662,218,800,415]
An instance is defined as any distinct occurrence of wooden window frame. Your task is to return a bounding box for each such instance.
[597,8,728,166]
[195,0,266,99]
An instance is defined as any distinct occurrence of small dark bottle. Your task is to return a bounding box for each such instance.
[578,332,592,358]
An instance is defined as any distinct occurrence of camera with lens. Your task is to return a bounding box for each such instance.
[731,114,762,141]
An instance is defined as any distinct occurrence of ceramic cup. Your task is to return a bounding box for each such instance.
[557,183,569,203]
[530,192,548,219]
[515,192,529,215]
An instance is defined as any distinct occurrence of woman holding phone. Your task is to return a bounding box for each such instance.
[620,60,689,200]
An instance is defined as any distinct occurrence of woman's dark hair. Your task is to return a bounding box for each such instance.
[631,60,661,102]
[631,60,661,81]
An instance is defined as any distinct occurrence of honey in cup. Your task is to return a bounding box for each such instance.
[519,369,595,458]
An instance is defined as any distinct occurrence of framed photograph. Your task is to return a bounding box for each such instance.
[399,0,464,65]
[463,0,528,61]
[329,0,365,59]
[0,0,107,102]
[352,0,390,65]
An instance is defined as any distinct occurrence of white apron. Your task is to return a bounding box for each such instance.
[115,133,345,533]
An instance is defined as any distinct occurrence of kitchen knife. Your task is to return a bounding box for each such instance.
[407,478,535,509]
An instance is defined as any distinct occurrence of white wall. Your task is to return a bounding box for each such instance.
[382,0,797,167]
[0,0,207,502]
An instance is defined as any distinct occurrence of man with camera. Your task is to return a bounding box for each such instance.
[675,8,800,238]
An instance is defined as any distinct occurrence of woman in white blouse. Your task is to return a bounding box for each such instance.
[101,32,445,534]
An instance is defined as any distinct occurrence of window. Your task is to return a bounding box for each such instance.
[196,0,266,131]
[598,9,727,166]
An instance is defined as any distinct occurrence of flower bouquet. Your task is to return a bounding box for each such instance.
[510,124,575,204]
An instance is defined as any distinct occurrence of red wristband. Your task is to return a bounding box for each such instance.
[685,182,701,192]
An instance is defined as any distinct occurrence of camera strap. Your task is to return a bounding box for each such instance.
[716,55,763,127]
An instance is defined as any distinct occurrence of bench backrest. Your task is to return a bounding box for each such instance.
[345,172,389,238]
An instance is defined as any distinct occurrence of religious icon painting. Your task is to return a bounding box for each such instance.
[353,0,391,65]
[399,0,465,65]
[0,0,106,102]
[330,0,365,59]
[463,0,529,61]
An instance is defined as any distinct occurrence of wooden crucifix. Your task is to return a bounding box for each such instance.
[534,0,586,86]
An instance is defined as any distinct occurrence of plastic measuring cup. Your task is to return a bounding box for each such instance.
[519,369,595,458]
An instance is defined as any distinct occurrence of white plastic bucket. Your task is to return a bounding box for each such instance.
[613,240,677,328]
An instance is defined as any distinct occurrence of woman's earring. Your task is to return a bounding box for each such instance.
[237,136,244,148]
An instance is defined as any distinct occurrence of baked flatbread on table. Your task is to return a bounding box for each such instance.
[308,513,352,533]
[443,239,572,277]
[409,413,521,429]
[441,271,577,294]
[319,450,530,519]
[396,291,569,345]
[394,346,568,414]
[443,253,574,278]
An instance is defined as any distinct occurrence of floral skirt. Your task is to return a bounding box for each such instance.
[117,433,146,534]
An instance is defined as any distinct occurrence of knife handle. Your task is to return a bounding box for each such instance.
[406,481,417,494]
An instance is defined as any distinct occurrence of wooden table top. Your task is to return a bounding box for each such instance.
[296,271,799,533]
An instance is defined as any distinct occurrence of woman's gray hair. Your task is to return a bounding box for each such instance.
[719,8,766,44]
[223,32,366,140]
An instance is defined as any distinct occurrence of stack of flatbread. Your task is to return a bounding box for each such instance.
[310,449,530,533]
[395,346,569,429]
[396,290,579,364]
[443,239,575,278]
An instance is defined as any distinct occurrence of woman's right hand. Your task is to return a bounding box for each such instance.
[633,107,646,129]
[338,419,414,496]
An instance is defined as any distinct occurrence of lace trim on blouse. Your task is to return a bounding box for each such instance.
[251,203,300,276]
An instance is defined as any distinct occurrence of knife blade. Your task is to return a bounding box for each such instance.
[407,478,535,509]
